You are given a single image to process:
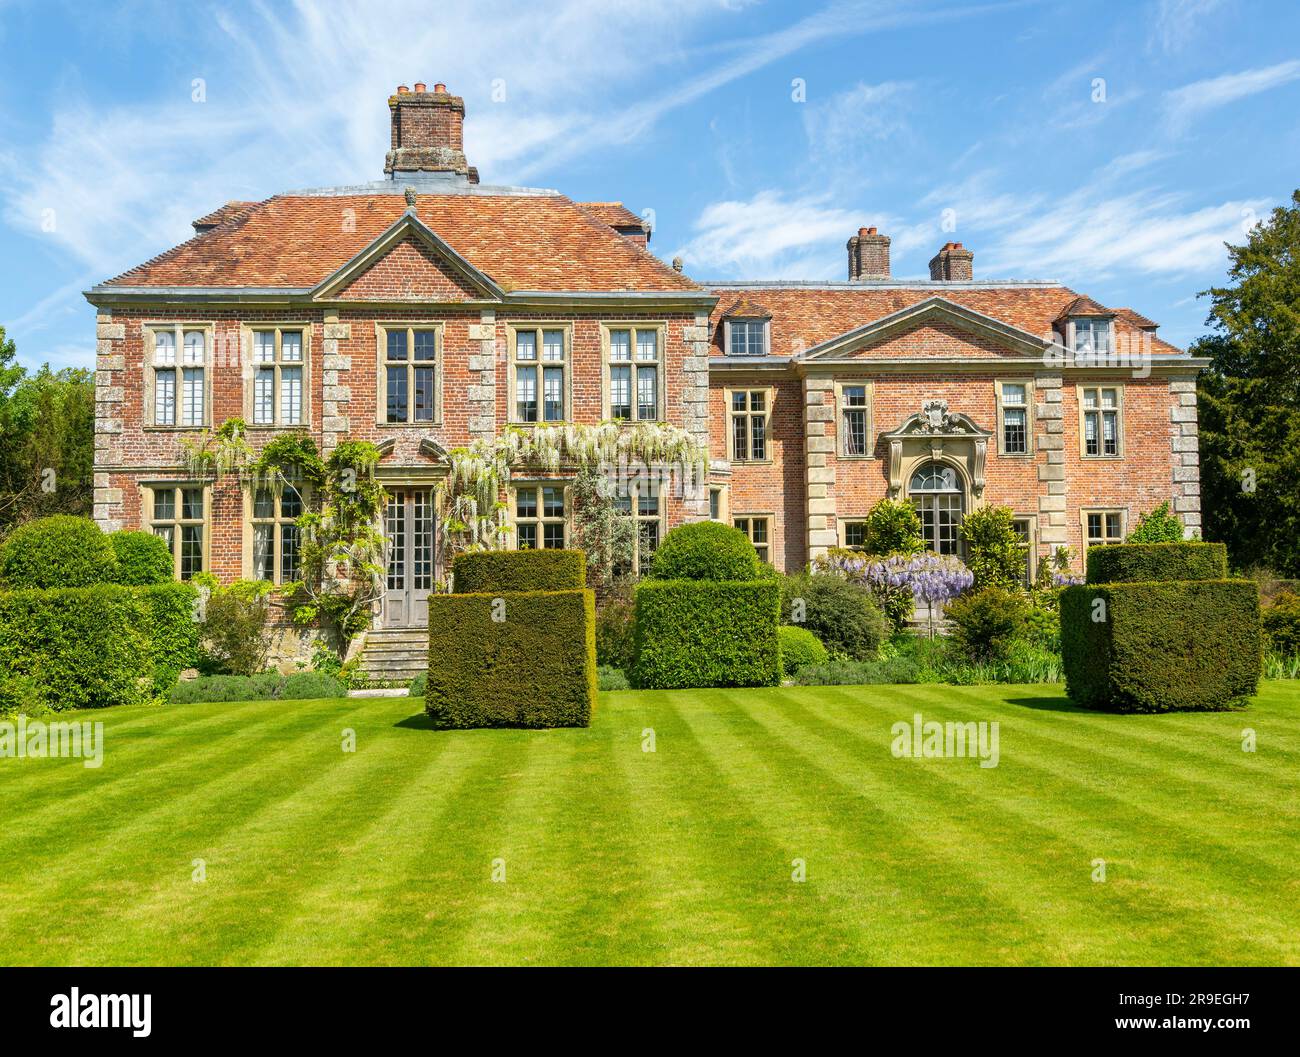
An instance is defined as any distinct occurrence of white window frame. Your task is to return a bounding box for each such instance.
[1070,317,1114,358]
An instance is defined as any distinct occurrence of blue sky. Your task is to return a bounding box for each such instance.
[2,0,1299,371]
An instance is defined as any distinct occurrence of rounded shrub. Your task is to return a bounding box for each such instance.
[648,521,760,582]
[778,624,828,675]
[409,671,428,698]
[109,530,175,585]
[280,672,346,700]
[945,586,1030,663]
[779,573,888,660]
[0,515,118,589]
[1263,592,1300,655]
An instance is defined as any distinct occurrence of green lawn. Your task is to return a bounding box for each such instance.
[3,682,1299,966]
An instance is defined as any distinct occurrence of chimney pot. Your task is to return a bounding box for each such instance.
[929,241,974,281]
[413,82,427,92]
[434,83,447,93]
[397,84,410,94]
[847,226,890,281]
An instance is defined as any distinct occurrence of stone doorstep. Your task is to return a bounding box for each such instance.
[347,687,412,698]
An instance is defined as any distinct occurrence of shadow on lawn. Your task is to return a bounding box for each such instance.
[394,712,437,731]
[1005,695,1090,714]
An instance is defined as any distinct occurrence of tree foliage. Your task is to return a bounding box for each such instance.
[960,505,1025,591]
[1193,189,1300,575]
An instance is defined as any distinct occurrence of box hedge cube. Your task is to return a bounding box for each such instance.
[633,579,781,690]
[1061,579,1261,713]
[1085,541,1228,585]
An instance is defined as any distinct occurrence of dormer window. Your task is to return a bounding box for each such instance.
[1071,317,1112,356]
[726,318,769,357]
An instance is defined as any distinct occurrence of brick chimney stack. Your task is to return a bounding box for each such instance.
[929,241,974,281]
[847,226,890,280]
[385,82,479,184]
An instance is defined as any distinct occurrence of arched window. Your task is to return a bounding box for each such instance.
[908,460,964,555]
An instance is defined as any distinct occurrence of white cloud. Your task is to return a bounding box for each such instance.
[802,80,914,165]
[1164,60,1300,131]
[1151,0,1228,54]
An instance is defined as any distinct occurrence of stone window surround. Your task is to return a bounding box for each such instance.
[242,481,311,583]
[374,321,444,427]
[995,378,1035,457]
[834,379,874,460]
[510,479,570,550]
[505,321,573,426]
[1076,383,1125,459]
[733,511,774,564]
[1080,507,1127,552]
[142,322,214,431]
[614,475,665,576]
[139,480,211,579]
[725,385,775,464]
[599,321,667,423]
[241,323,313,429]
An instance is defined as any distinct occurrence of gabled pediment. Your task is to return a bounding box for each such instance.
[312,209,505,303]
[800,296,1049,360]
[374,436,450,463]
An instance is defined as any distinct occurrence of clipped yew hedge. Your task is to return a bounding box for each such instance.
[1061,579,1260,713]
[452,549,586,593]
[1085,541,1227,585]
[0,585,153,710]
[138,582,201,691]
[425,589,596,728]
[633,579,781,689]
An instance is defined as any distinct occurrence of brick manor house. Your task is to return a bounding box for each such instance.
[88,83,1205,633]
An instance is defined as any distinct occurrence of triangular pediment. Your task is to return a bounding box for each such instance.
[800,296,1048,360]
[313,211,504,303]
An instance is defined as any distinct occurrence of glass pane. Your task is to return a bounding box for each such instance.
[732,391,747,412]
[1004,407,1026,453]
[609,329,631,362]
[1083,388,1098,409]
[155,524,174,553]
[387,330,408,361]
[542,523,565,549]
[844,385,866,407]
[1002,383,1025,405]
[543,486,564,518]
[845,523,866,548]
[1087,513,1102,540]
[413,491,434,591]
[750,415,767,460]
[515,488,537,518]
[728,323,746,356]
[844,409,866,456]
[183,331,205,365]
[515,330,537,361]
[751,519,768,545]
[413,366,435,422]
[281,330,303,362]
[413,330,436,361]
[253,487,274,519]
[517,524,537,549]
[386,366,407,423]
[254,367,275,424]
[516,365,537,422]
[709,490,720,519]
[180,525,203,579]
[252,524,273,580]
[153,330,176,366]
[385,494,405,588]
[542,330,564,361]
[609,365,631,419]
[281,489,303,519]
[253,331,276,364]
[153,489,175,521]
[280,366,303,424]
[1106,513,1122,539]
[181,488,203,520]
[637,366,657,420]
[543,366,563,422]
[181,368,204,426]
[154,368,176,425]
[639,520,659,557]
[732,415,748,460]
[748,390,765,413]
[636,329,657,361]
[638,489,659,516]
[281,524,301,583]
[1101,388,1117,409]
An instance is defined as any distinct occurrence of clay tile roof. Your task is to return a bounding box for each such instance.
[722,297,772,319]
[191,200,261,231]
[577,201,647,231]
[1114,306,1158,328]
[104,192,696,293]
[1055,294,1115,320]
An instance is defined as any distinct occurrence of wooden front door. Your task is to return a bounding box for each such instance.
[385,488,435,627]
